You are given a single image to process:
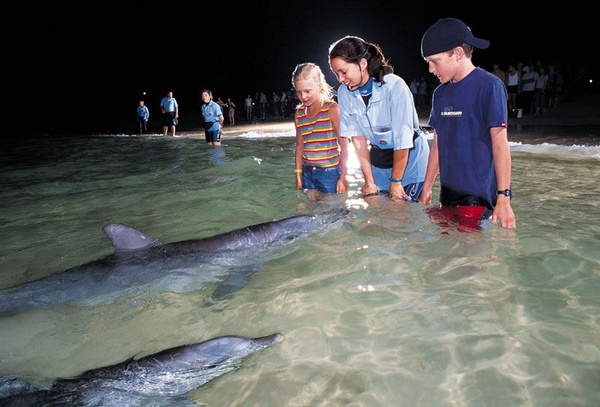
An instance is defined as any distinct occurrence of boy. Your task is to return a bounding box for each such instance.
[419,18,516,228]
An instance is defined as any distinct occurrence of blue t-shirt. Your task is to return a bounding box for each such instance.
[429,67,508,208]
[201,101,223,132]
[160,97,178,113]
[137,106,149,120]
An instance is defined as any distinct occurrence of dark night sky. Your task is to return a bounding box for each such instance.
[7,1,595,136]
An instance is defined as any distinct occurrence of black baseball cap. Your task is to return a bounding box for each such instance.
[421,18,490,57]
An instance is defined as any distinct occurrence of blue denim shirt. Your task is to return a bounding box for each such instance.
[338,74,429,185]
[137,106,149,120]
[160,97,178,113]
[201,101,223,132]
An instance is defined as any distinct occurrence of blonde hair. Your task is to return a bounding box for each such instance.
[292,62,333,101]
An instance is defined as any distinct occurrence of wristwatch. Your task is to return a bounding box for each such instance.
[497,189,512,196]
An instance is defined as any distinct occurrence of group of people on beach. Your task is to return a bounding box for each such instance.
[136,90,224,145]
[491,60,564,116]
[137,18,516,230]
[293,18,516,229]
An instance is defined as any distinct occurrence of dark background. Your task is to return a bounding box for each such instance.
[6,1,596,137]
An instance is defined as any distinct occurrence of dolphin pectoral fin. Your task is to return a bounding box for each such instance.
[212,263,262,300]
[102,224,160,251]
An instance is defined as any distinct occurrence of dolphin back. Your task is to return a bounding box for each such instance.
[183,210,348,252]
[102,223,159,250]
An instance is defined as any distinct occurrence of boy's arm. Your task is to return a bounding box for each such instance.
[490,127,516,228]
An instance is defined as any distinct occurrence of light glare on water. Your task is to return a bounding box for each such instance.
[0,125,599,406]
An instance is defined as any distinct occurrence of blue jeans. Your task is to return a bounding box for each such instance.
[302,165,341,193]
[372,166,423,202]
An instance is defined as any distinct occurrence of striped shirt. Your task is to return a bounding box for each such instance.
[295,100,340,168]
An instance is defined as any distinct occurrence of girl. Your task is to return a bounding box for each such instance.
[292,62,348,194]
[328,36,429,201]
[227,97,236,125]
[506,64,520,111]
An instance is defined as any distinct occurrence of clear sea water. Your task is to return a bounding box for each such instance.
[0,123,599,406]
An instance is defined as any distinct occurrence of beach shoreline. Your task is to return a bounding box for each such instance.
[169,94,599,140]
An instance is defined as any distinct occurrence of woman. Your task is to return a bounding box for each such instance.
[328,36,429,200]
[201,89,224,146]
[227,97,236,125]
[506,64,520,111]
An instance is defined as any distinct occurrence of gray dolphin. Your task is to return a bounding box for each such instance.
[0,209,348,314]
[0,333,283,406]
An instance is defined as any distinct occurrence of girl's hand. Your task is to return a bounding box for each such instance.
[336,177,348,194]
[361,183,378,195]
[296,174,303,190]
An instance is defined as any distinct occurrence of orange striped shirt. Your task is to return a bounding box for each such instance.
[295,101,340,167]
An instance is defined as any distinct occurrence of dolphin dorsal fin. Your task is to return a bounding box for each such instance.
[102,223,160,251]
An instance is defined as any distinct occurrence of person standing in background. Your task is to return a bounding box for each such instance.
[520,65,538,114]
[244,94,253,121]
[136,100,149,135]
[417,76,428,107]
[533,65,549,114]
[506,64,520,111]
[160,91,179,136]
[227,97,236,125]
[201,89,224,146]
[259,92,267,121]
[491,63,506,82]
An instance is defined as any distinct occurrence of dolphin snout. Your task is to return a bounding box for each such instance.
[256,333,284,347]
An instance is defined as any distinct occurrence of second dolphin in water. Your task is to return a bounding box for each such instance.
[0,333,284,406]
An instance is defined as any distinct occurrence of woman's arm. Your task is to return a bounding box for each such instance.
[352,136,377,195]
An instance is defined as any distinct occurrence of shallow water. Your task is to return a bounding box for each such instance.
[0,125,599,406]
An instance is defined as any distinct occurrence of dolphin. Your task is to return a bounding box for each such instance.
[0,209,348,314]
[0,333,283,406]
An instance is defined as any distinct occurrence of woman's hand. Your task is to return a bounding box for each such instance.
[389,182,411,201]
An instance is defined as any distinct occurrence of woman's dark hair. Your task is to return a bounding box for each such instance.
[328,35,393,84]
